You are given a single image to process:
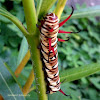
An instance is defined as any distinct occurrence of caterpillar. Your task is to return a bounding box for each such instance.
[37,6,79,96]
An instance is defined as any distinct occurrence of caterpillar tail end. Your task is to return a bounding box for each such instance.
[59,89,72,98]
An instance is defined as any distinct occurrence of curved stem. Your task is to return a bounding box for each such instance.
[0,7,29,36]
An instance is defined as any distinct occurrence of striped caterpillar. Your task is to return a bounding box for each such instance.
[37,6,79,96]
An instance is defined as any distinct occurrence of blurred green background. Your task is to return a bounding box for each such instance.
[0,0,100,100]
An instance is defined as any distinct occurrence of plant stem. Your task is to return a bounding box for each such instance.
[15,50,31,77]
[22,0,48,100]
[22,0,37,35]
[54,0,68,19]
[22,69,34,95]
[36,0,43,16]
[0,95,4,100]
[0,7,29,36]
[27,36,48,100]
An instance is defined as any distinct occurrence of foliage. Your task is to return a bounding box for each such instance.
[0,59,25,100]
[0,0,100,100]
[58,5,100,69]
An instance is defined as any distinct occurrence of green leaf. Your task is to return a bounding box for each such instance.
[48,83,81,100]
[0,36,4,53]
[16,37,28,67]
[60,63,100,82]
[88,88,98,100]
[89,77,100,89]
[0,7,29,36]
[0,0,5,3]
[38,0,57,19]
[61,5,100,19]
[0,58,25,100]
[25,90,38,100]
[4,63,21,88]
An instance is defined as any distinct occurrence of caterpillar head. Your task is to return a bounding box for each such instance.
[45,13,58,21]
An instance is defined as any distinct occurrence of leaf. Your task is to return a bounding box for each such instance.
[0,36,4,53]
[16,37,28,67]
[38,0,57,19]
[89,77,100,89]
[25,90,38,100]
[61,5,100,19]
[48,82,81,100]
[0,58,26,100]
[88,88,98,100]
[0,0,5,3]
[4,63,21,88]
[60,63,100,82]
[0,7,29,36]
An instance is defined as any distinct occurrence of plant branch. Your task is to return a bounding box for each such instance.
[0,95,4,100]
[0,7,29,36]
[36,0,43,16]
[22,69,34,95]
[54,0,68,19]
[15,50,31,77]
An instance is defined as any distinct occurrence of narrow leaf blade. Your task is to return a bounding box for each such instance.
[61,5,100,19]
[60,63,100,82]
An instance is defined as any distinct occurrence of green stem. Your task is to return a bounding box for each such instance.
[27,36,48,100]
[36,0,43,17]
[22,0,48,100]
[22,0,37,35]
[54,0,68,19]
[0,7,29,36]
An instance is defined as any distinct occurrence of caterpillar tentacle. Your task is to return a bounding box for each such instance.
[58,37,69,42]
[58,30,81,34]
[59,6,74,27]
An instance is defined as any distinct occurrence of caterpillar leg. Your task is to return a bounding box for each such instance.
[46,90,50,94]
[48,52,50,63]
[58,30,81,34]
[36,24,41,30]
[37,44,41,49]
[58,38,69,42]
[36,19,45,30]
[59,6,74,27]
